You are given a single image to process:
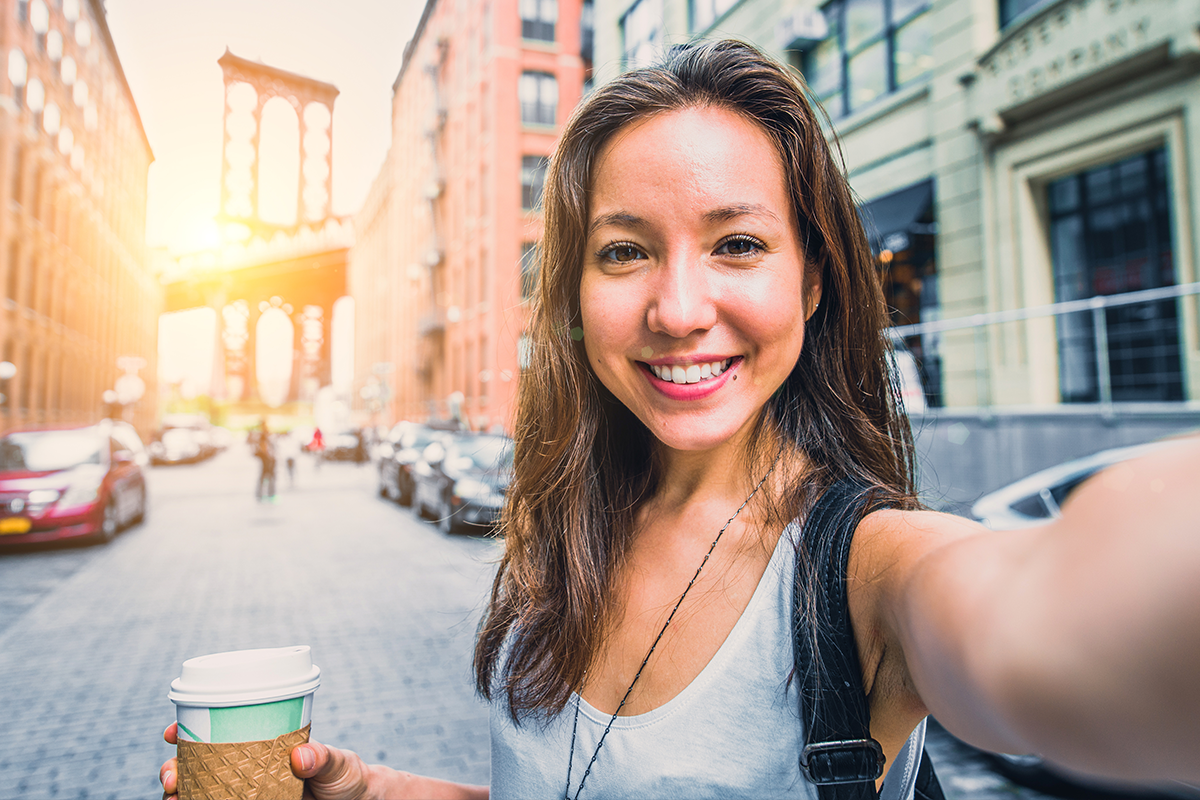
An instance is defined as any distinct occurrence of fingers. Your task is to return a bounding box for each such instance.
[291,740,370,798]
[164,722,178,745]
[159,755,178,797]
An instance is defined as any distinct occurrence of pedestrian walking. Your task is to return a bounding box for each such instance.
[308,427,325,471]
[160,40,1200,799]
[278,432,300,489]
[253,419,276,502]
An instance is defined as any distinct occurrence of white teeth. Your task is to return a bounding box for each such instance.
[650,359,732,384]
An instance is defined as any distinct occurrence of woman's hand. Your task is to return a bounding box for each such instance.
[158,723,371,800]
[159,723,487,800]
[159,723,179,798]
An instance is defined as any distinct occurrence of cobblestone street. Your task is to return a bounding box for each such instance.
[0,448,497,798]
[0,445,1112,800]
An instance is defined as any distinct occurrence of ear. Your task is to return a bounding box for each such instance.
[803,264,823,321]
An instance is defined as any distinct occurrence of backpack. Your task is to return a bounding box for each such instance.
[794,478,945,800]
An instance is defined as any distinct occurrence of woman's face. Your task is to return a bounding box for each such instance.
[579,106,820,454]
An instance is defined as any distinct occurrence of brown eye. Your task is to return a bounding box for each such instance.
[600,243,644,263]
[716,236,764,257]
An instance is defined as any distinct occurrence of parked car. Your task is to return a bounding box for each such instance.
[971,439,1182,530]
[966,437,1200,798]
[0,421,148,546]
[150,414,222,465]
[323,428,367,463]
[377,420,465,506]
[148,426,206,465]
[377,423,440,506]
[412,432,513,534]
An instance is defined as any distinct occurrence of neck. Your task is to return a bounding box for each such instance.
[651,422,783,518]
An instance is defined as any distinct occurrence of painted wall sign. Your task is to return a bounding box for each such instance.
[974,0,1191,118]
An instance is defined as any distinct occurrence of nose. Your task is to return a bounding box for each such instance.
[646,254,717,338]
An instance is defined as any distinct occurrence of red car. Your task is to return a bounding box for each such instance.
[0,421,148,545]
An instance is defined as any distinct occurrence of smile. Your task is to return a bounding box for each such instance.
[645,358,734,385]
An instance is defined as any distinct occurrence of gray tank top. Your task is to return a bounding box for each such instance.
[490,521,927,800]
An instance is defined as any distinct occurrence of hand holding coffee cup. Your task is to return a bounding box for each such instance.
[167,646,320,800]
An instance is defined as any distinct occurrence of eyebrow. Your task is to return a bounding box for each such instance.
[703,203,783,225]
[587,204,783,237]
[587,212,649,237]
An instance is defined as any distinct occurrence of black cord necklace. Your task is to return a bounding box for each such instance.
[563,454,781,800]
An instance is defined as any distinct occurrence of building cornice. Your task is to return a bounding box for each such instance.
[394,0,440,92]
[89,0,153,162]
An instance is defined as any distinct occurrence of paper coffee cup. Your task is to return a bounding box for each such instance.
[169,646,320,800]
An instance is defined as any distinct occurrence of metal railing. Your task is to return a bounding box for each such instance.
[887,282,1200,410]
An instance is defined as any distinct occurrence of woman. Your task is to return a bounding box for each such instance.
[159,39,1200,798]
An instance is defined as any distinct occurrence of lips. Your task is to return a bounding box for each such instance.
[645,358,734,385]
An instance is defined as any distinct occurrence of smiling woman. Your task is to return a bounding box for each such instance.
[158,38,1200,800]
[579,107,817,453]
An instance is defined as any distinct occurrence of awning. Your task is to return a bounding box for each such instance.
[857,180,935,254]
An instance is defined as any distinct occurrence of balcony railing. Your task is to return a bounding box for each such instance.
[888,282,1200,410]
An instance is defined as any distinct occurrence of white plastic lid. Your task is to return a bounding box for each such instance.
[168,646,321,708]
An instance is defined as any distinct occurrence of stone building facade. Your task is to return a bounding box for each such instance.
[350,0,590,431]
[0,0,158,434]
[593,0,1200,408]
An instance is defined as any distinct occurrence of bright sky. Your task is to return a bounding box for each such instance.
[104,0,425,253]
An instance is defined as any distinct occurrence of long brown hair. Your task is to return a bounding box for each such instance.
[475,38,917,720]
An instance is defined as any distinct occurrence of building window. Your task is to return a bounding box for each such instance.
[519,242,539,301]
[519,71,557,126]
[521,0,557,42]
[1000,0,1052,28]
[521,156,548,211]
[803,0,932,118]
[691,0,738,32]
[1049,148,1180,403]
[582,0,595,73]
[621,0,662,70]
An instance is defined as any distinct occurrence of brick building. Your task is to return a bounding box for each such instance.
[349,0,591,431]
[0,0,158,434]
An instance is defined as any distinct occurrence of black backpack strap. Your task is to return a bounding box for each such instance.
[794,478,884,797]
[794,478,945,800]
[914,749,945,800]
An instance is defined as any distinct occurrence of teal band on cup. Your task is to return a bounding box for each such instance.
[209,697,304,743]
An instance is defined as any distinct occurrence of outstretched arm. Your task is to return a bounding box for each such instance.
[858,436,1200,782]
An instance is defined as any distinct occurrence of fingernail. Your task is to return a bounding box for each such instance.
[297,746,314,772]
[164,770,174,788]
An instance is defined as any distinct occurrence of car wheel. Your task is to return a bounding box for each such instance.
[132,485,147,525]
[438,497,459,535]
[97,498,120,543]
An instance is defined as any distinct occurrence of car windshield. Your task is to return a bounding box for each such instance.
[162,429,198,447]
[0,430,103,472]
[404,428,439,450]
[452,437,513,471]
